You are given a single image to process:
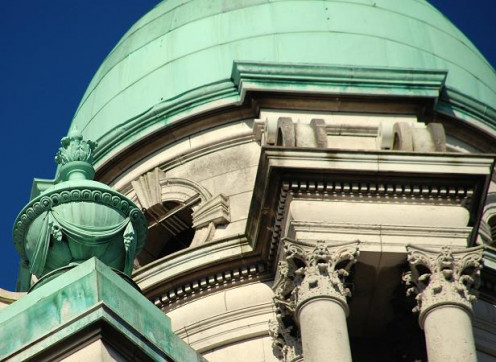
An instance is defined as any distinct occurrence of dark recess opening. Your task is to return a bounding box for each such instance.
[136,201,195,267]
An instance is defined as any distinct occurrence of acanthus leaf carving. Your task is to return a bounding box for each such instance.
[55,128,97,166]
[268,317,303,362]
[288,240,360,314]
[270,239,359,361]
[403,244,483,326]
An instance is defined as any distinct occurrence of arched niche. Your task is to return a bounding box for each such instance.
[130,168,230,267]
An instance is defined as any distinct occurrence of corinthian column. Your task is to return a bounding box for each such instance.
[403,245,483,362]
[271,240,359,362]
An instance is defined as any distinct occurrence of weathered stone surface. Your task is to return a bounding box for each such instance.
[404,245,483,323]
[404,245,483,362]
[271,239,359,362]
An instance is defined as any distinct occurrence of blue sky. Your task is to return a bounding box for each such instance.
[0,0,495,291]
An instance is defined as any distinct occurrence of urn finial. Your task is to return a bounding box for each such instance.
[55,128,97,181]
[13,131,147,290]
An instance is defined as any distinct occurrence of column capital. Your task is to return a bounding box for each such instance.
[274,239,360,314]
[403,244,483,327]
[270,239,359,361]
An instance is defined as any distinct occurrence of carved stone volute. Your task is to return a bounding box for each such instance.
[270,239,359,361]
[403,245,483,327]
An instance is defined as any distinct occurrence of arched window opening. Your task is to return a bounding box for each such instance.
[136,200,196,267]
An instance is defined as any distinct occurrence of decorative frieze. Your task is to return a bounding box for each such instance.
[268,178,473,265]
[403,245,483,326]
[286,179,472,203]
[152,263,266,310]
[268,182,290,262]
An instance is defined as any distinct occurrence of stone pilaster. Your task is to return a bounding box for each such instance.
[270,240,359,362]
[403,245,483,362]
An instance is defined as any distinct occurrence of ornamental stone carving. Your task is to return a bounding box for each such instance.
[131,168,230,247]
[391,122,446,152]
[253,117,328,148]
[270,239,359,360]
[403,245,483,326]
[268,318,303,362]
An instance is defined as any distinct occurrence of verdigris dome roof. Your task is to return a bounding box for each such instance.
[70,0,496,161]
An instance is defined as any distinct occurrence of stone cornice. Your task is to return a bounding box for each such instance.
[232,61,447,100]
[258,148,495,175]
[285,179,474,204]
[90,61,496,174]
[437,87,496,135]
[133,236,255,294]
[152,262,267,311]
[94,61,449,166]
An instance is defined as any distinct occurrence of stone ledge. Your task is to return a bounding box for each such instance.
[0,258,204,362]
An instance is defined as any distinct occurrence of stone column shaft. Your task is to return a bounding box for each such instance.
[298,298,352,362]
[271,240,359,362]
[404,245,483,362]
[423,306,476,362]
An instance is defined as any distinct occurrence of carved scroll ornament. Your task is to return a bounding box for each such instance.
[403,245,483,327]
[131,168,230,247]
[270,239,359,361]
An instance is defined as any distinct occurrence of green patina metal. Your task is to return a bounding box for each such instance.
[0,258,205,361]
[89,62,464,167]
[13,131,147,288]
[68,0,496,164]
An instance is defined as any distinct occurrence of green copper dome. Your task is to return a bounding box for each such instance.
[70,0,496,162]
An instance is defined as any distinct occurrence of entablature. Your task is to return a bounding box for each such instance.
[247,148,494,266]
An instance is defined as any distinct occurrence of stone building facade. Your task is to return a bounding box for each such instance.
[2,1,496,361]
